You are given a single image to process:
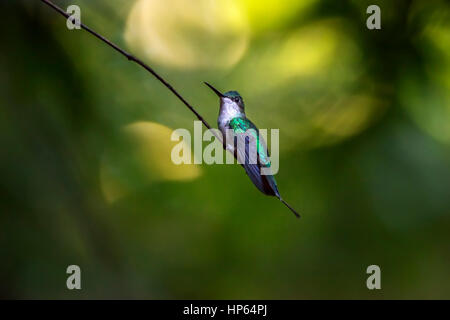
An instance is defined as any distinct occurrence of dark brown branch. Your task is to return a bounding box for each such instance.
[39,0,223,142]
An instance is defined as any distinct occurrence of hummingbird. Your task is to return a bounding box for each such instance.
[204,82,300,218]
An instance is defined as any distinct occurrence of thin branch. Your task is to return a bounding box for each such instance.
[39,0,223,143]
[39,0,301,219]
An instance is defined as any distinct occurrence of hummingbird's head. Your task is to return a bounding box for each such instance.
[204,82,245,112]
[223,91,244,108]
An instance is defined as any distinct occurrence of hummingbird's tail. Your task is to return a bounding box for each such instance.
[278,197,300,218]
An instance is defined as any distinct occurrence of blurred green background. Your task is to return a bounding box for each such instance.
[1,0,450,299]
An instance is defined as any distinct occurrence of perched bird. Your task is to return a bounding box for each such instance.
[205,82,300,218]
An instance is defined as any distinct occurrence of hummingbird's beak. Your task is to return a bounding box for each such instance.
[204,82,224,98]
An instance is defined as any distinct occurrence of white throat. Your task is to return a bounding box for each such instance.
[218,98,245,129]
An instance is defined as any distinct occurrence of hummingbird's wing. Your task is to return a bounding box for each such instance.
[229,117,280,197]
